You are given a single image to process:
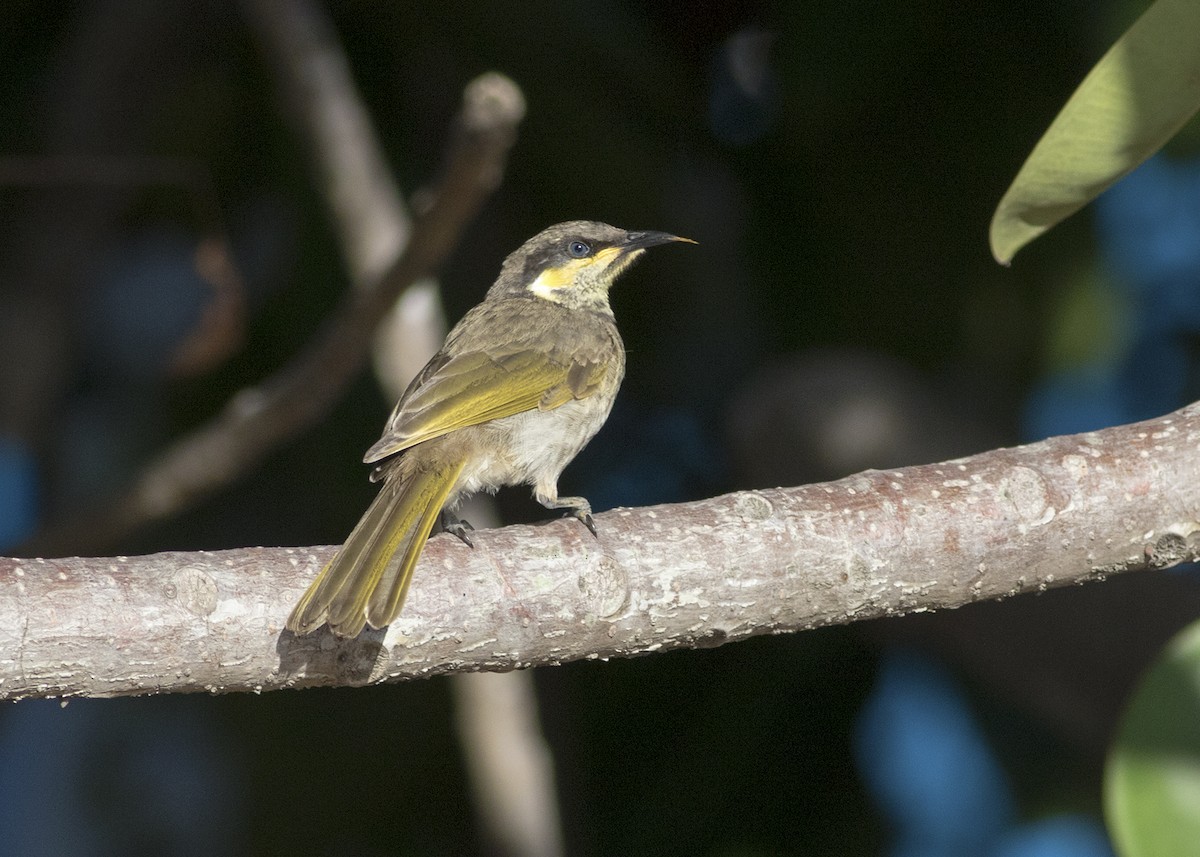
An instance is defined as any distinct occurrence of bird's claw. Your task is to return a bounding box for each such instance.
[441,512,476,548]
[571,510,598,537]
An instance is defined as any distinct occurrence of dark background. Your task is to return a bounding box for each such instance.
[1,1,1194,855]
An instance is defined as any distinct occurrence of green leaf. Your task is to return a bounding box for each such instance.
[1105,617,1200,857]
[990,0,1200,265]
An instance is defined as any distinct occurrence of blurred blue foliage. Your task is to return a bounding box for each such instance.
[1022,366,1126,440]
[1024,154,1200,439]
[0,434,37,549]
[855,649,1015,856]
[576,402,723,510]
[856,650,1115,857]
[84,230,213,383]
[0,699,244,856]
[990,815,1114,857]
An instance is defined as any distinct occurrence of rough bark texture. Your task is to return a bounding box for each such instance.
[3,403,1199,700]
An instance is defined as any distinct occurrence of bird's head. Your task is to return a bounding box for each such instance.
[491,220,694,312]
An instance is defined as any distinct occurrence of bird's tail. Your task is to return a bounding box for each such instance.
[286,459,465,637]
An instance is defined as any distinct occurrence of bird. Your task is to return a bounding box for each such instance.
[287,221,693,636]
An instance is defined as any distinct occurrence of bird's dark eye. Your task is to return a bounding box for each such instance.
[567,240,591,258]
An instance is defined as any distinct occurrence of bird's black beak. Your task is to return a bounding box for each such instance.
[622,230,698,250]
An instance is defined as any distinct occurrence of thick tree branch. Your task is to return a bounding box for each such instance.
[4,403,1198,701]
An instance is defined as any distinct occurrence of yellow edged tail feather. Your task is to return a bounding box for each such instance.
[286,459,465,637]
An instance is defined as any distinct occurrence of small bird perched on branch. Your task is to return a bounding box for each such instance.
[287,221,693,637]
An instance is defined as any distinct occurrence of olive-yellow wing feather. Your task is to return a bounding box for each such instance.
[365,347,611,463]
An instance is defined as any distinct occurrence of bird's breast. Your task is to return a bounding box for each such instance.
[454,385,620,497]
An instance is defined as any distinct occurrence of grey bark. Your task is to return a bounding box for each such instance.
[3,402,1198,701]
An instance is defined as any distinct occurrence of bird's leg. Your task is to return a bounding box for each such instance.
[439,509,475,548]
[535,490,598,537]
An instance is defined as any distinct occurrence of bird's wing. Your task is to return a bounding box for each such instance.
[364,346,611,463]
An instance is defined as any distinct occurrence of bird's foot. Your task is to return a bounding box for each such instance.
[440,510,475,548]
[538,493,598,537]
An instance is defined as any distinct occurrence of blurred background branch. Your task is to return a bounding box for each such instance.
[19,33,524,558]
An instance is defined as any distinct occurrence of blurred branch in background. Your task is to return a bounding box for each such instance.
[19,21,524,558]
[3,399,1198,700]
[242,0,411,292]
[455,672,566,857]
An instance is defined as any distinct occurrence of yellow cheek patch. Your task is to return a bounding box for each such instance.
[528,265,576,296]
[528,247,624,299]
